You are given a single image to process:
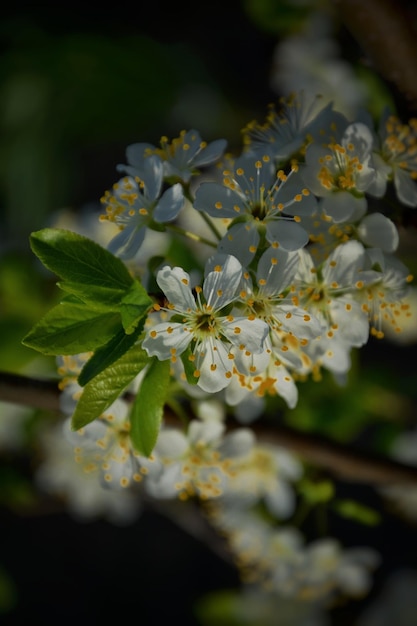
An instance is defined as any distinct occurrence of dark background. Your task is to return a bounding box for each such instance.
[1,1,417,625]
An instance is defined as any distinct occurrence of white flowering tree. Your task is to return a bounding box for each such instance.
[1,1,417,624]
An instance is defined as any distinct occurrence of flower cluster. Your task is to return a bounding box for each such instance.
[100,96,413,411]
[205,505,380,602]
[41,91,415,609]
[36,348,382,607]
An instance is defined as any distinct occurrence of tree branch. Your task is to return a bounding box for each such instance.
[1,370,417,486]
[333,0,417,112]
[0,370,61,413]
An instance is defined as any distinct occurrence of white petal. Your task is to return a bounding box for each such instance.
[218,222,260,266]
[125,142,154,168]
[322,240,366,285]
[197,340,234,393]
[278,305,322,340]
[272,447,303,480]
[272,364,298,409]
[203,254,242,309]
[194,182,245,218]
[188,418,224,446]
[223,316,269,354]
[257,247,299,294]
[367,152,390,197]
[107,223,146,259]
[265,481,296,519]
[232,344,271,376]
[318,337,352,373]
[156,266,196,311]
[155,429,189,458]
[154,183,185,222]
[357,212,399,252]
[331,300,369,347]
[342,122,374,160]
[394,168,417,207]
[145,464,183,499]
[233,393,265,423]
[266,219,309,251]
[193,138,227,167]
[143,322,192,359]
[301,145,333,196]
[142,155,164,201]
[321,192,363,223]
[219,429,256,458]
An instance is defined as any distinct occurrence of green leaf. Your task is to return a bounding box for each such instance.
[71,343,150,430]
[30,228,133,290]
[120,280,153,334]
[21,299,121,355]
[78,320,145,386]
[24,229,155,358]
[130,358,171,457]
[58,281,127,311]
[333,499,381,526]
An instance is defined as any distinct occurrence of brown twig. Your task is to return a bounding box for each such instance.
[333,0,417,112]
[0,371,61,413]
[249,421,417,486]
[1,370,417,486]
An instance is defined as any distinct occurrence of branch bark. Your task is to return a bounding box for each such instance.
[333,0,417,112]
[0,370,61,412]
[1,370,417,486]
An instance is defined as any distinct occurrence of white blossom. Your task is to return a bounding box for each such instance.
[143,254,269,392]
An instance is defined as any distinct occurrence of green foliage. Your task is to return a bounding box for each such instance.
[71,343,149,430]
[77,323,144,387]
[130,358,171,457]
[22,228,153,380]
[120,281,154,335]
[22,298,122,355]
[0,253,57,372]
[28,228,133,294]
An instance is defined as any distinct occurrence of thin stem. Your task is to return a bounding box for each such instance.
[165,396,189,427]
[198,211,223,241]
[165,223,217,248]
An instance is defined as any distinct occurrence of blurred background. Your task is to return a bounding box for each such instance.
[1,1,417,624]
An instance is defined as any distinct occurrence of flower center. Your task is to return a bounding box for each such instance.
[191,307,220,339]
[318,144,363,191]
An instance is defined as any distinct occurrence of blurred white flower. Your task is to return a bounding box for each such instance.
[207,505,380,602]
[382,285,417,344]
[145,417,254,501]
[221,442,303,519]
[270,12,368,119]
[35,420,142,526]
[0,402,33,451]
